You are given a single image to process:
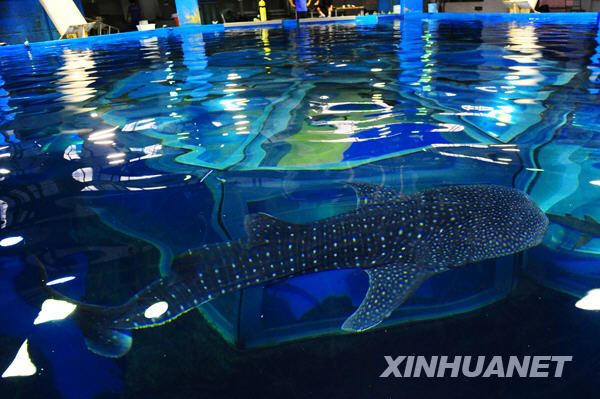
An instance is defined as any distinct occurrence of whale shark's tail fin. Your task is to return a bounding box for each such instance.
[30,254,133,357]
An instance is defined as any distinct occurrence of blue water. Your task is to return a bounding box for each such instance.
[1,14,600,398]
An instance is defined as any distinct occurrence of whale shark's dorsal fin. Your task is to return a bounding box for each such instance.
[584,215,598,224]
[341,264,435,332]
[244,212,302,248]
[348,183,404,207]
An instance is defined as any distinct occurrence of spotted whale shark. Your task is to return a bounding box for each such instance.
[37,184,548,357]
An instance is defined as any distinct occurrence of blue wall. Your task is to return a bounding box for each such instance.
[378,0,394,13]
[403,0,423,12]
[0,0,84,45]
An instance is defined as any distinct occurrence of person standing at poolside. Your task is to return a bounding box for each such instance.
[314,0,332,17]
[127,0,142,28]
[289,0,311,19]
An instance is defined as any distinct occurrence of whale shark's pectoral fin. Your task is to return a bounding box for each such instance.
[348,183,404,207]
[83,327,132,358]
[341,264,433,332]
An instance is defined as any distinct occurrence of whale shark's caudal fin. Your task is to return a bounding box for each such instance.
[30,254,133,357]
[341,263,434,332]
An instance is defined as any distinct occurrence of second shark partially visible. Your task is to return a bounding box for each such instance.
[36,184,548,357]
[547,213,600,248]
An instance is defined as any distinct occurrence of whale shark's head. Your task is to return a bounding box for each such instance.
[507,189,549,250]
[461,185,549,261]
[425,185,549,265]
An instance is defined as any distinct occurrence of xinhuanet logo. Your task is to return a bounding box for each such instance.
[380,355,572,378]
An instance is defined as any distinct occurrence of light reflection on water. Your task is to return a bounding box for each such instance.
[0,17,598,232]
[3,20,585,173]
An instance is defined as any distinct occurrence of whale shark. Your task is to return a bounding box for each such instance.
[36,184,548,357]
